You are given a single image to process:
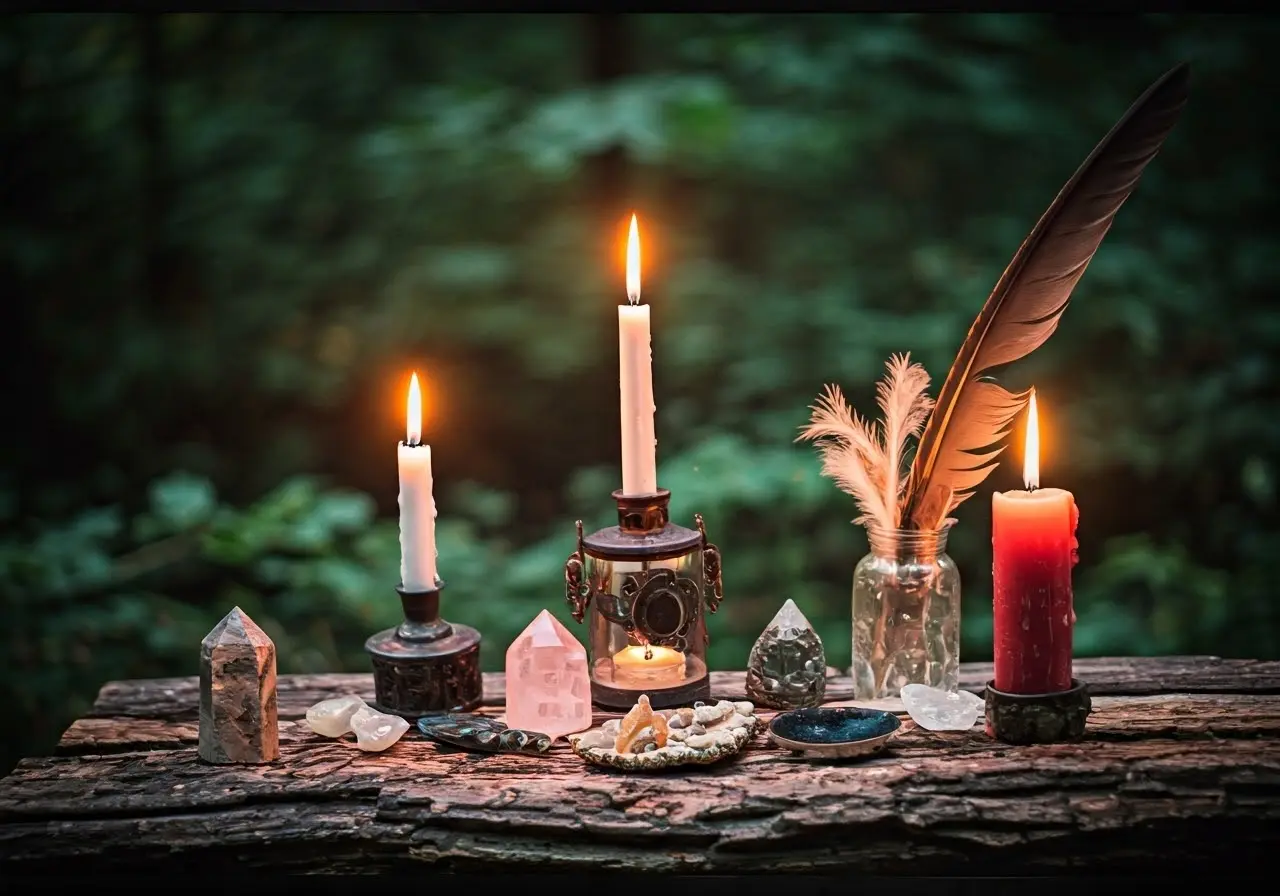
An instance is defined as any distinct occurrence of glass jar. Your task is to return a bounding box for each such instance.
[851,525,960,700]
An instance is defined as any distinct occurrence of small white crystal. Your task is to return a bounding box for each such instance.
[305,695,367,737]
[350,705,410,752]
[768,598,813,639]
[901,684,985,731]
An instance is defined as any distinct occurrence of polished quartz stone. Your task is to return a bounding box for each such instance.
[305,695,367,737]
[504,609,592,740]
[901,683,985,731]
[349,705,410,752]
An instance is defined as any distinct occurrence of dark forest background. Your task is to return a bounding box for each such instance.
[3,13,1278,774]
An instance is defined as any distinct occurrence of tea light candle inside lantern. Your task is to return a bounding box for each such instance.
[991,391,1079,695]
[398,372,438,591]
[612,644,686,687]
[618,213,658,496]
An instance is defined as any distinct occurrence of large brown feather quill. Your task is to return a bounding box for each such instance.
[901,63,1191,530]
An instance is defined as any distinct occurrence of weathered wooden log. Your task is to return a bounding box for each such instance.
[1,657,1278,875]
[48,692,1280,757]
[83,655,1280,722]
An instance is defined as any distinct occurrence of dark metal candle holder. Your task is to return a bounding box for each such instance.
[984,678,1091,745]
[365,580,482,719]
[565,488,723,711]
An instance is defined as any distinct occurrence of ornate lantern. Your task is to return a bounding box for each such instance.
[565,489,723,710]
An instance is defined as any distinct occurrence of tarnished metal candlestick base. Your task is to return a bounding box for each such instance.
[365,580,482,719]
[565,488,724,711]
[984,679,1091,744]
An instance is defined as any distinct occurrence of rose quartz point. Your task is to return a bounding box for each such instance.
[505,609,592,740]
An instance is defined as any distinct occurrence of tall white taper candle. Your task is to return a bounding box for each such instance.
[619,214,658,495]
[398,372,438,590]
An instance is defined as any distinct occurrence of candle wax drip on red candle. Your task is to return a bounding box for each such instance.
[1070,501,1080,570]
[1069,501,1080,626]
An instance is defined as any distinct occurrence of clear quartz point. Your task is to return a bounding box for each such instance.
[350,705,410,752]
[901,683,985,731]
[769,598,811,638]
[305,695,367,737]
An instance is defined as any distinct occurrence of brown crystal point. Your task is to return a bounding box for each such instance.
[199,606,280,764]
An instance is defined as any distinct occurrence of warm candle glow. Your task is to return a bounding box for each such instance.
[612,643,685,686]
[614,644,681,665]
[406,372,423,446]
[626,213,641,304]
[1023,389,1040,490]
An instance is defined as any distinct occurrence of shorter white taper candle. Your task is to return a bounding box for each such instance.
[398,372,438,591]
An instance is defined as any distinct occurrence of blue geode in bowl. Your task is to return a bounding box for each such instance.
[768,707,901,759]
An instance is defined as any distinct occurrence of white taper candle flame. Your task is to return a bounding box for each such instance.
[626,213,641,304]
[406,372,422,445]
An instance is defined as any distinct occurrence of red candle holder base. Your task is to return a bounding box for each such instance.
[984,678,1091,745]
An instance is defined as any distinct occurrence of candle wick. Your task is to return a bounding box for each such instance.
[643,645,653,661]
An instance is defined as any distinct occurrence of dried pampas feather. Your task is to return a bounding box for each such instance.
[799,355,934,532]
[877,353,935,518]
[801,385,892,530]
[901,63,1191,531]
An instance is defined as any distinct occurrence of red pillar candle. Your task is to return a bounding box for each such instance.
[991,391,1079,694]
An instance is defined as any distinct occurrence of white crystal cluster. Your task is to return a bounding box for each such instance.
[305,695,409,752]
[900,684,985,731]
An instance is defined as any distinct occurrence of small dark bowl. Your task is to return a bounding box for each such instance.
[769,707,902,759]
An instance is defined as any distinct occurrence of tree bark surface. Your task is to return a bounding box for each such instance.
[2,656,1278,874]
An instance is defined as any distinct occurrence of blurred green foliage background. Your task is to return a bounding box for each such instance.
[3,13,1277,774]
